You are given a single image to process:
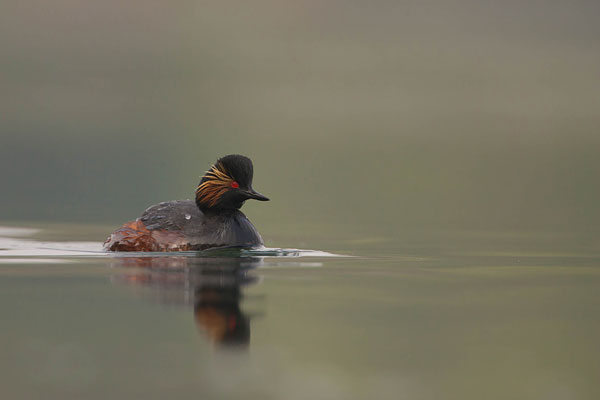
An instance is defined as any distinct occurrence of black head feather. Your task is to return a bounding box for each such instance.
[216,154,254,188]
[195,154,269,211]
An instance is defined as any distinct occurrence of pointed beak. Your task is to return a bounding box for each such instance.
[244,188,270,202]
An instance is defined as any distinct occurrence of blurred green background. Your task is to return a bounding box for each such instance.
[2,0,600,236]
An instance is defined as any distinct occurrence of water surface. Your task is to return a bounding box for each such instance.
[1,223,599,400]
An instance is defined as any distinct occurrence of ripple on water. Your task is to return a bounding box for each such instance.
[0,258,73,264]
[0,226,343,261]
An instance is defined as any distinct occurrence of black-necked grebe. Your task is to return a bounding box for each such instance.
[103,154,269,251]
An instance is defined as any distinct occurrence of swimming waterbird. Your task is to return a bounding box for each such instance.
[103,154,269,251]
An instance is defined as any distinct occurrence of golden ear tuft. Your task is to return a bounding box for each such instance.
[195,163,234,208]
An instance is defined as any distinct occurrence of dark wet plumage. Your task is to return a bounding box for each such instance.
[103,155,269,252]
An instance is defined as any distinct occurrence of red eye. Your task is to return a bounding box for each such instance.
[231,181,239,188]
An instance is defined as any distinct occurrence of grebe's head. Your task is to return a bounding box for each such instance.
[195,154,269,212]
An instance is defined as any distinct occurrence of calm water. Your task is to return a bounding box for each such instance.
[1,223,599,400]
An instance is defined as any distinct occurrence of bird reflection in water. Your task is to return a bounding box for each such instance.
[111,255,263,349]
[195,281,249,347]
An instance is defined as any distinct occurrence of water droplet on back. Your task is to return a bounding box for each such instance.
[185,214,192,220]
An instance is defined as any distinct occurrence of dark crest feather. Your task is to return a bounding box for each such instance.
[195,155,255,210]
